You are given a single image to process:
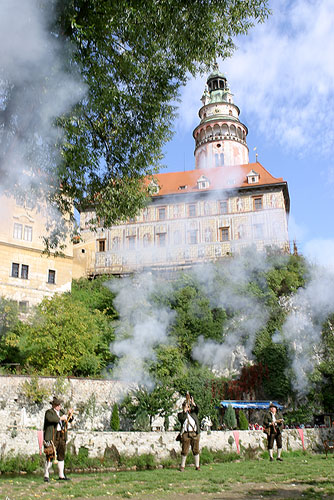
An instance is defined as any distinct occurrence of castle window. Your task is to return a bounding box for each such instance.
[98,239,106,252]
[158,207,166,220]
[157,233,166,247]
[19,301,29,312]
[23,225,32,241]
[128,236,136,249]
[188,204,196,217]
[21,264,29,279]
[215,153,224,167]
[48,270,56,284]
[253,197,263,211]
[189,230,197,245]
[143,233,151,247]
[197,175,210,190]
[219,227,229,241]
[219,200,228,214]
[178,185,187,190]
[13,223,23,239]
[11,263,19,278]
[229,110,232,116]
[204,202,211,215]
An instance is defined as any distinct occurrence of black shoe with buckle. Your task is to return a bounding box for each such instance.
[269,457,274,462]
[58,476,71,481]
[277,457,283,461]
[44,477,49,483]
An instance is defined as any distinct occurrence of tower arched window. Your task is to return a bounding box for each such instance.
[229,110,233,116]
[221,124,228,136]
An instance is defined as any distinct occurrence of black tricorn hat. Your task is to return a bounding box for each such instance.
[269,402,277,409]
[50,396,62,406]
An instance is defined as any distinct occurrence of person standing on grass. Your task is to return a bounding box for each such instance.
[177,394,200,471]
[43,396,74,482]
[263,402,284,462]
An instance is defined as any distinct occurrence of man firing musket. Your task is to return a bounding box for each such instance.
[177,392,201,471]
[263,402,284,462]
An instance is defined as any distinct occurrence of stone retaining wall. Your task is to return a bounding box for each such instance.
[1,428,333,460]
[0,375,134,432]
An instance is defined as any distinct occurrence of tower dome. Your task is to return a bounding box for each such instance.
[193,64,249,169]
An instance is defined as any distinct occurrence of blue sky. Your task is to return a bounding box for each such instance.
[163,0,334,269]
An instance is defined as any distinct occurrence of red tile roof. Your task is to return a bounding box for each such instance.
[151,163,285,197]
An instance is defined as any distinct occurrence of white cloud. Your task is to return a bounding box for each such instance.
[177,0,334,156]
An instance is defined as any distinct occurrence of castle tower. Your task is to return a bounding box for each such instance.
[193,64,249,169]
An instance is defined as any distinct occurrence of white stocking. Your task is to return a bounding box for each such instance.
[44,460,52,478]
[277,448,282,458]
[269,449,273,459]
[57,460,65,478]
[194,454,200,468]
[180,455,187,469]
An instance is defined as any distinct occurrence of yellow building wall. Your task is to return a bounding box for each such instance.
[0,195,73,308]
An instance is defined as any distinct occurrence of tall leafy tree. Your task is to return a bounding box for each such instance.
[5,294,115,376]
[50,0,270,224]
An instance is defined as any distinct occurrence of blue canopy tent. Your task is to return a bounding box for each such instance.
[220,400,283,410]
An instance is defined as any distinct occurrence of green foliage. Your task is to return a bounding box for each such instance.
[7,294,113,376]
[0,454,42,473]
[42,0,270,226]
[238,410,249,430]
[71,276,117,318]
[19,375,50,405]
[110,403,120,431]
[121,385,176,430]
[0,296,20,366]
[223,404,237,430]
[283,405,314,426]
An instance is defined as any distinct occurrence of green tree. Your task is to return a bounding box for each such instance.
[223,404,237,430]
[71,276,117,318]
[238,410,249,430]
[110,403,120,431]
[121,385,176,430]
[45,0,270,226]
[0,297,20,368]
[6,294,114,376]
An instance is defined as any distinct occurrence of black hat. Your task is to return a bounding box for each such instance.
[269,402,277,409]
[50,396,62,406]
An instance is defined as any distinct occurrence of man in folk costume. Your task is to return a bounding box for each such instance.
[43,396,74,482]
[177,395,200,471]
[263,402,284,462]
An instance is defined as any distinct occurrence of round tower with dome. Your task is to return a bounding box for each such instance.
[193,64,249,169]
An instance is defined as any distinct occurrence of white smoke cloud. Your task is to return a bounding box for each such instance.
[0,0,85,215]
[274,266,334,396]
[191,251,273,374]
[108,273,175,388]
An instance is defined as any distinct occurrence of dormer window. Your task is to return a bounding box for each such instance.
[178,185,187,190]
[197,175,210,190]
[247,170,260,184]
[149,179,160,194]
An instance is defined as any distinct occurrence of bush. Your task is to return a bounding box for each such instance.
[223,404,237,429]
[110,403,120,431]
[238,410,249,430]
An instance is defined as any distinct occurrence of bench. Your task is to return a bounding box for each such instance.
[323,440,334,458]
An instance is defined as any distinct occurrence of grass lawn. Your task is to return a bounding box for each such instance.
[1,452,334,499]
